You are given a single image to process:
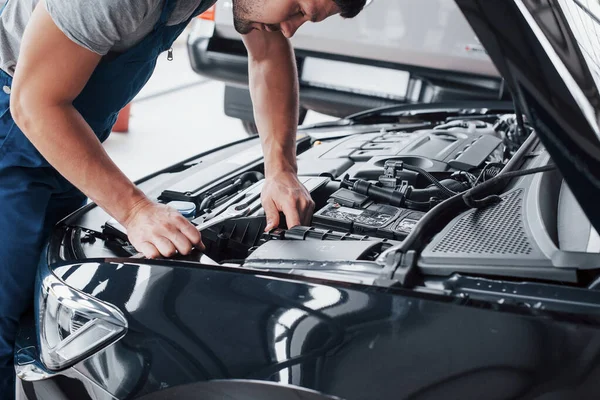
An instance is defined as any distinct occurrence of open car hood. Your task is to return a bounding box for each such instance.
[455,0,600,233]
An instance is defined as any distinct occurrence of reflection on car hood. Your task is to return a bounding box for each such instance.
[455,0,600,232]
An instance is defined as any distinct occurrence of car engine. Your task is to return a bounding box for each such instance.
[64,106,599,290]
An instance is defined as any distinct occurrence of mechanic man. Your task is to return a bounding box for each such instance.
[0,0,366,396]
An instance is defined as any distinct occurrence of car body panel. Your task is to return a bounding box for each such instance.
[16,259,600,399]
[213,0,499,77]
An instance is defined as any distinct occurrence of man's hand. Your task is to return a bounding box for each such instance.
[123,199,203,259]
[12,2,201,260]
[262,171,314,230]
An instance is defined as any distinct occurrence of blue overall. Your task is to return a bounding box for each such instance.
[0,0,214,397]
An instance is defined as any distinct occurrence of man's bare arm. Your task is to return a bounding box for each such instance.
[10,2,201,258]
[242,30,314,229]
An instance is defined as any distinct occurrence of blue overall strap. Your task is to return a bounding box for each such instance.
[156,0,178,29]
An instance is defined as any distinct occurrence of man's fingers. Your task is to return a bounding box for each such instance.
[136,242,160,259]
[262,198,280,231]
[174,216,203,248]
[168,229,194,255]
[289,195,314,227]
[300,199,315,226]
[282,203,302,228]
[153,236,178,257]
[180,222,202,246]
[126,201,207,258]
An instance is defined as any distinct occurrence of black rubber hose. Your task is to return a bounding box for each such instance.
[351,179,406,207]
[408,180,470,202]
[347,177,467,209]
[404,199,434,212]
[402,164,457,198]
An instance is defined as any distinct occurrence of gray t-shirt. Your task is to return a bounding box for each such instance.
[0,0,210,76]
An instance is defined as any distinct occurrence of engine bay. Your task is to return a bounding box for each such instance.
[61,106,600,297]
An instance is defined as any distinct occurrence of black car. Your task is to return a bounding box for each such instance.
[15,1,600,399]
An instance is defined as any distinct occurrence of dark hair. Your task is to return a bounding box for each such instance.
[333,0,367,18]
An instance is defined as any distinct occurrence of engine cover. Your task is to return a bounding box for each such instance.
[297,123,503,181]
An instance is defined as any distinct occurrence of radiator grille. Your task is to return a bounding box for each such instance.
[432,189,533,255]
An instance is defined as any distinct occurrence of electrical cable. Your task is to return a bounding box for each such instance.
[463,164,556,209]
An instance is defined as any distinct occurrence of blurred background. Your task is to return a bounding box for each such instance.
[103,32,335,181]
[89,0,503,181]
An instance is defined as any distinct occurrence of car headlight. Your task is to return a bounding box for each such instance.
[38,271,128,370]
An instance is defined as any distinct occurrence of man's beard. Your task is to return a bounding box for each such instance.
[232,0,254,34]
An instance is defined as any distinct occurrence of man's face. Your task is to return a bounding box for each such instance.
[232,0,341,38]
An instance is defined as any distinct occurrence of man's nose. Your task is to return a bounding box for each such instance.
[280,19,304,38]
